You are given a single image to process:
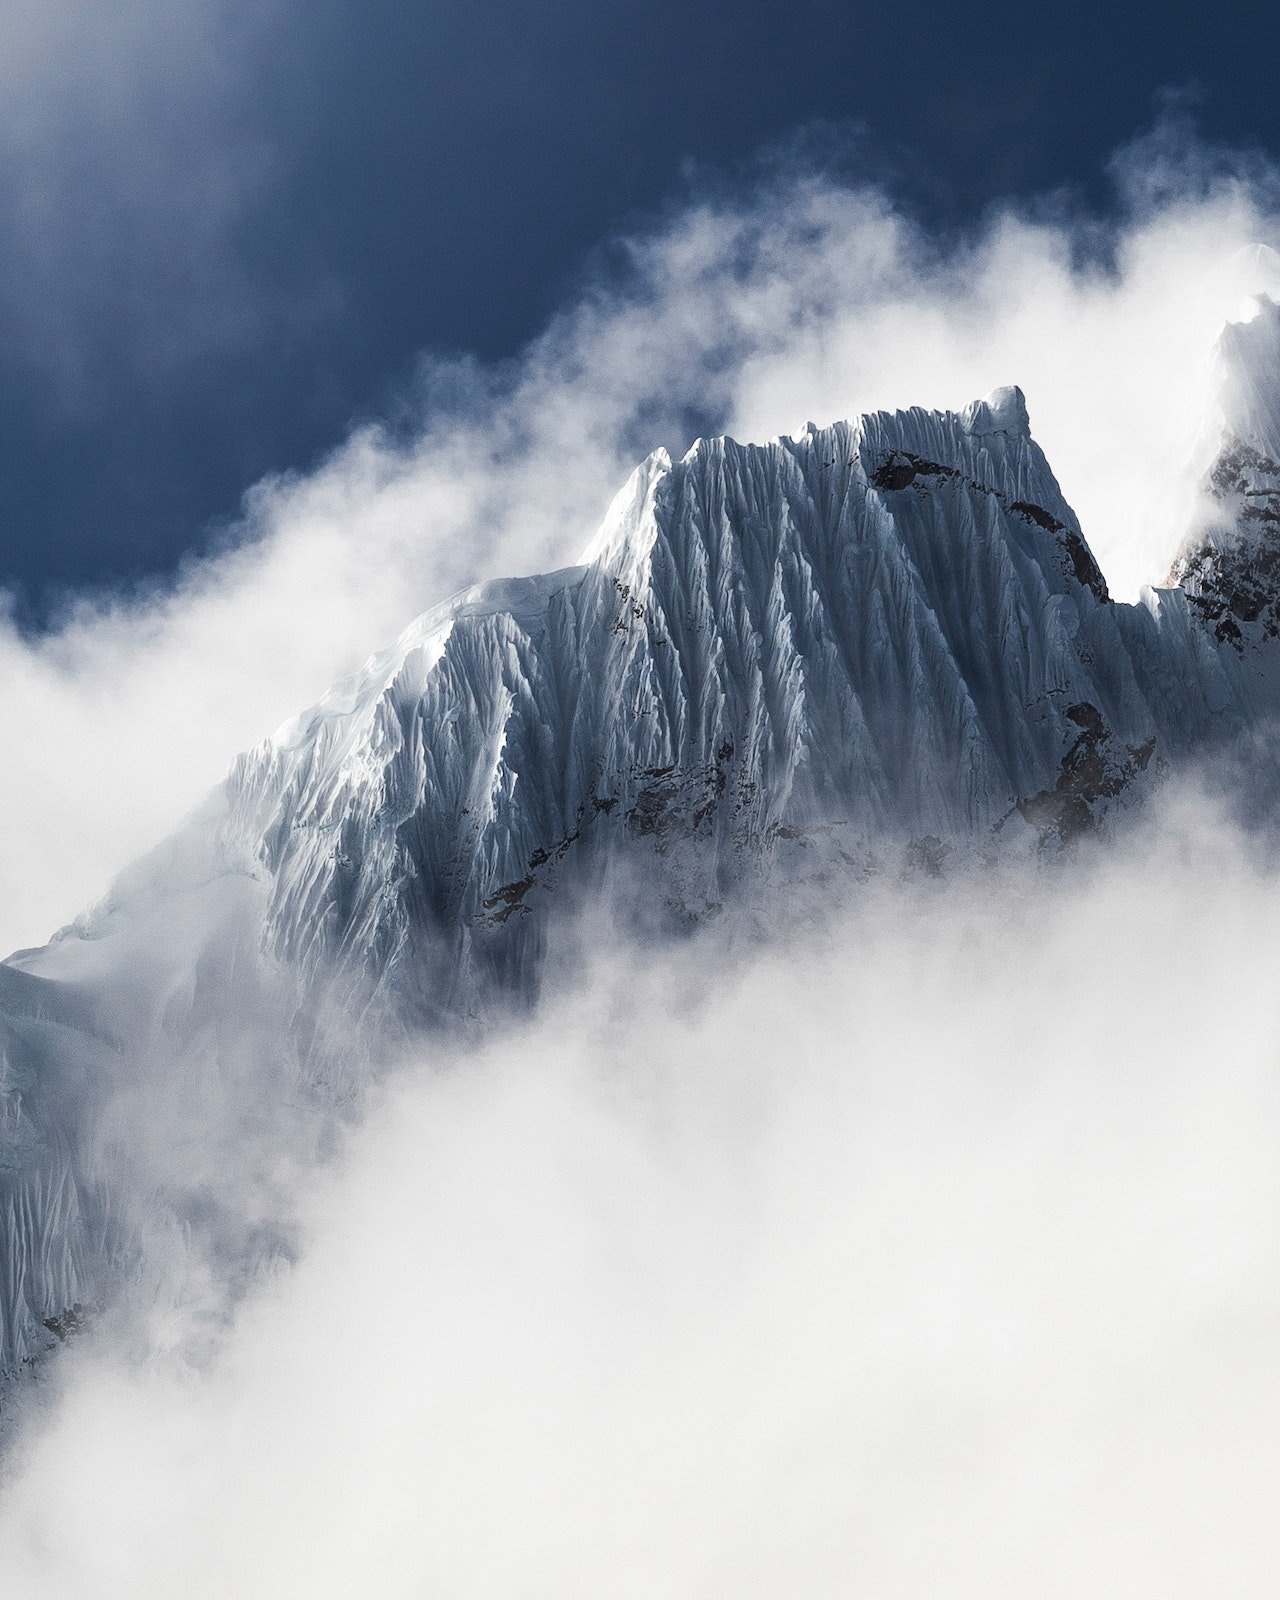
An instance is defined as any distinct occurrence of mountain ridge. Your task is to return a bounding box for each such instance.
[5,312,1280,1375]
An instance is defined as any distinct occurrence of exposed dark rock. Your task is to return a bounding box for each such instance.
[904,835,952,878]
[871,452,962,492]
[1169,440,1280,649]
[481,873,536,923]
[41,1304,90,1344]
[1013,702,1156,844]
[625,741,739,853]
[1058,529,1111,604]
[873,453,1110,602]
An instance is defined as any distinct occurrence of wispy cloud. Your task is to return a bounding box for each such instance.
[2,119,1280,1596]
[2,131,1280,953]
[2,787,1279,1596]
[4,120,1280,953]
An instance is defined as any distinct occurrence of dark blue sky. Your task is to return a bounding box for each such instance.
[3,0,1278,612]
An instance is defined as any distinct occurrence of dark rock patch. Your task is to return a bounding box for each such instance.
[1013,701,1156,844]
[873,453,1110,603]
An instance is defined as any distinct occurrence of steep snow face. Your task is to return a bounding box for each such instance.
[214,376,1280,1023]
[0,964,115,1375]
[5,370,1280,1375]
[1168,299,1280,651]
[216,385,1177,1019]
[1219,295,1280,463]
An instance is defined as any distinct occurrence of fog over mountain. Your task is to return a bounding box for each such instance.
[3,136,1280,1597]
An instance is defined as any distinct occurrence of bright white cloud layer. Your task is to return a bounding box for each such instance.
[3,127,1280,1598]
[2,791,1279,1597]
[4,124,1280,954]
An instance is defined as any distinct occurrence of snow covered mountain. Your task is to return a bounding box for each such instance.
[1168,296,1280,647]
[5,303,1280,1376]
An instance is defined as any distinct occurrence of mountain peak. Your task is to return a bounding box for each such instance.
[5,379,1280,1376]
[1217,294,1280,463]
[1164,296,1280,646]
[961,384,1030,438]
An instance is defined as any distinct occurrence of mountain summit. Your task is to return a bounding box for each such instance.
[5,334,1280,1374]
[1168,295,1280,647]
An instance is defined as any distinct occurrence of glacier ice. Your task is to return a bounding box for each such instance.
[7,306,1280,1376]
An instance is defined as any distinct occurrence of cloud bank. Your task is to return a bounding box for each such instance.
[2,124,1280,1597]
[4,121,1280,954]
[1,790,1279,1596]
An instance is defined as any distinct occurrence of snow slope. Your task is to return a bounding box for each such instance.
[6,308,1280,1374]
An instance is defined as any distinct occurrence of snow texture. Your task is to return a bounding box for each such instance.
[6,312,1280,1374]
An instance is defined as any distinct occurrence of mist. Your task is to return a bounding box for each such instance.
[3,121,1280,1597]
[0,788,1278,1596]
[4,119,1280,953]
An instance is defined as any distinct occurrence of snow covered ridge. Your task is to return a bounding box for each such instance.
[224,383,1142,1023]
[1169,294,1280,648]
[214,375,1275,1020]
[6,309,1280,1375]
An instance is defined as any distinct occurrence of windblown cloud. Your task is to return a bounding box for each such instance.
[3,122,1280,954]
[1,788,1278,1597]
[2,122,1280,1599]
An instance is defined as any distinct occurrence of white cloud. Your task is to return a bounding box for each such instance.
[1,790,1279,1596]
[3,121,1280,1599]
[5,126,1280,954]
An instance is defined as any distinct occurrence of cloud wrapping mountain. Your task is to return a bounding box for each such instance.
[3,129,1280,1597]
[3,123,1279,957]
